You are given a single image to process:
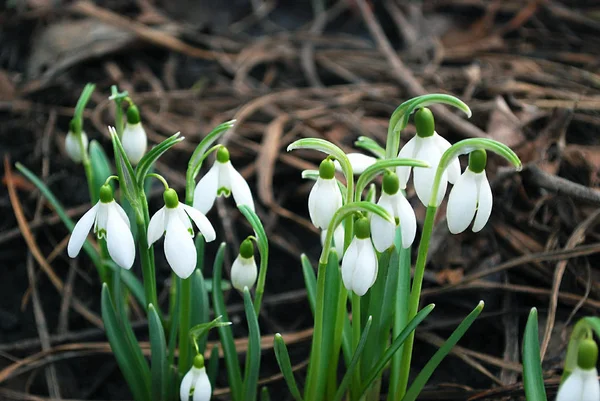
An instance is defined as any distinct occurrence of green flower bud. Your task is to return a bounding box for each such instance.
[382,172,400,195]
[126,105,141,124]
[415,108,435,138]
[99,184,114,203]
[468,149,487,174]
[355,216,371,239]
[578,338,598,370]
[239,238,254,259]
[217,146,230,163]
[163,188,179,209]
[319,158,336,180]
[193,354,205,369]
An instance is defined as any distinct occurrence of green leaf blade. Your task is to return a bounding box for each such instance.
[523,308,548,401]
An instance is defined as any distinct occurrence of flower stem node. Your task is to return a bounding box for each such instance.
[556,339,600,401]
[126,105,141,124]
[193,146,255,214]
[308,159,343,230]
[231,238,258,291]
[148,191,216,279]
[122,105,147,165]
[468,149,487,173]
[382,172,400,195]
[180,356,211,401]
[342,217,378,296]
[415,108,435,138]
[68,196,135,269]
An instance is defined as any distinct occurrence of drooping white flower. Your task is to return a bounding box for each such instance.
[122,105,147,165]
[231,238,258,291]
[180,355,211,401]
[341,217,378,296]
[334,153,377,175]
[193,146,254,214]
[396,107,460,206]
[370,172,416,251]
[65,126,88,163]
[68,184,134,269]
[320,223,345,257]
[148,188,216,279]
[446,150,492,234]
[308,158,343,230]
[556,338,600,401]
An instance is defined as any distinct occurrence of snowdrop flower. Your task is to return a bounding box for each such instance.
[446,150,493,234]
[68,184,134,269]
[341,217,378,296]
[556,338,600,401]
[122,105,147,165]
[320,223,345,256]
[231,238,258,291]
[148,188,216,279]
[193,146,254,214]
[65,120,88,163]
[308,158,343,229]
[180,354,211,401]
[370,172,416,251]
[396,107,460,206]
[334,153,376,175]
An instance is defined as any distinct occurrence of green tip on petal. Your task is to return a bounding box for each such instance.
[578,338,598,370]
[163,188,179,209]
[354,216,371,239]
[468,149,487,173]
[217,146,230,163]
[239,238,254,259]
[415,107,435,138]
[99,184,114,203]
[319,158,336,179]
[382,171,400,195]
[193,354,205,369]
[126,105,141,124]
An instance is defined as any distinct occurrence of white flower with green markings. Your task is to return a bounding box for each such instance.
[148,188,216,279]
[446,149,493,234]
[68,184,134,269]
[370,172,416,251]
[341,217,378,296]
[309,158,343,230]
[65,120,88,163]
[396,107,460,206]
[121,105,147,165]
[556,338,600,401]
[231,238,258,291]
[193,146,254,214]
[180,354,212,401]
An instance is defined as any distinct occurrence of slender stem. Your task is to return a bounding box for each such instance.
[146,173,169,190]
[178,276,192,374]
[396,206,437,399]
[351,292,362,400]
[135,210,159,310]
[327,283,348,399]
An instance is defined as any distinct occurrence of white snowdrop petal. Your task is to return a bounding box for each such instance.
[95,203,109,236]
[192,368,212,401]
[309,178,342,229]
[433,134,461,184]
[341,238,359,292]
[180,368,198,401]
[581,368,600,401]
[472,172,493,233]
[395,193,417,248]
[334,153,377,174]
[122,123,147,165]
[446,170,478,234]
[231,256,258,291]
[147,206,166,246]
[320,224,345,257]
[413,138,445,206]
[370,195,395,253]
[218,161,231,194]
[182,205,216,242]
[165,211,197,279]
[193,162,220,214]
[177,206,193,233]
[352,239,378,296]
[308,179,321,228]
[68,203,99,258]
[228,162,255,211]
[556,368,585,401]
[106,205,136,269]
[65,131,88,163]
[396,136,417,189]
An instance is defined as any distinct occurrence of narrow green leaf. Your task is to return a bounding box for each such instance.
[110,127,140,208]
[188,120,236,181]
[135,132,183,188]
[321,251,341,393]
[301,255,317,315]
[260,387,271,401]
[190,266,210,353]
[274,334,303,401]
[523,308,548,401]
[242,288,261,401]
[101,284,151,401]
[402,301,484,401]
[104,260,146,307]
[360,304,435,396]
[212,243,243,401]
[188,316,232,345]
[207,345,220,389]
[355,136,385,158]
[148,304,168,401]
[333,316,373,401]
[88,140,113,204]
